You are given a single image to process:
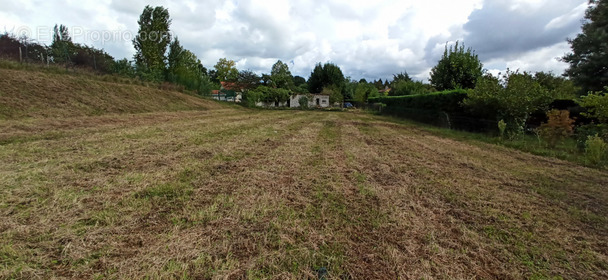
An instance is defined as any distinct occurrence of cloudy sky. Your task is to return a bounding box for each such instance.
[0,0,588,81]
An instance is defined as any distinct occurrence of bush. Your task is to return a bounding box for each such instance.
[576,124,608,150]
[368,89,468,113]
[577,88,608,123]
[538,110,575,148]
[464,71,552,136]
[585,134,607,165]
[249,86,290,105]
[298,96,309,109]
[498,119,507,141]
[390,80,431,96]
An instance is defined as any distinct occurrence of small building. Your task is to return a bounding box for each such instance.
[255,94,330,108]
[212,81,242,102]
[289,94,330,108]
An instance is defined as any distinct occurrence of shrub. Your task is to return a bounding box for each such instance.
[576,124,608,150]
[585,134,607,165]
[498,119,507,140]
[241,90,262,107]
[368,89,468,113]
[464,71,553,136]
[249,86,290,105]
[538,110,575,147]
[298,96,309,109]
[577,88,608,123]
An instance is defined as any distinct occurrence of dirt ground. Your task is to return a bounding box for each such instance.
[1,108,607,279]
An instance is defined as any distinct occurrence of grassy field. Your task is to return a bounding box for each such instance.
[1,103,607,278]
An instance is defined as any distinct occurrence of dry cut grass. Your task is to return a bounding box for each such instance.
[0,67,221,119]
[1,107,607,279]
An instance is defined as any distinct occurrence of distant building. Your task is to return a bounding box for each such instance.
[291,94,330,108]
[212,81,242,102]
[256,94,330,108]
[378,86,391,96]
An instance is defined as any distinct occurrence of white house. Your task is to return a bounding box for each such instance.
[289,94,330,108]
[256,94,330,108]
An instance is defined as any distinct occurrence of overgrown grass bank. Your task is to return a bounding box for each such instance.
[0,62,222,119]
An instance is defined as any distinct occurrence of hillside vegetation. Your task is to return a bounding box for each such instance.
[0,65,221,120]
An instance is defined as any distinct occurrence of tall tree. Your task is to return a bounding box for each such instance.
[430,41,483,91]
[343,77,357,100]
[533,71,579,99]
[164,37,210,93]
[133,5,172,82]
[51,24,74,64]
[166,37,184,83]
[293,76,307,87]
[374,79,384,90]
[391,71,412,86]
[563,0,608,94]
[237,70,262,90]
[308,62,345,94]
[270,60,294,90]
[214,58,238,82]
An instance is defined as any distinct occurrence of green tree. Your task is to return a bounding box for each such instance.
[578,87,608,123]
[51,24,74,65]
[293,76,307,87]
[165,37,210,93]
[322,86,344,105]
[533,71,579,99]
[113,59,136,77]
[563,0,608,94]
[354,82,379,103]
[308,62,345,94]
[251,85,291,104]
[343,78,357,100]
[174,50,205,91]
[133,5,172,82]
[214,58,238,82]
[430,41,483,91]
[374,79,385,90]
[270,60,294,90]
[237,70,261,90]
[166,37,184,83]
[390,80,430,96]
[464,71,552,136]
[391,71,412,86]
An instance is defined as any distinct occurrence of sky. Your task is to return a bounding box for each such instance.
[0,0,588,82]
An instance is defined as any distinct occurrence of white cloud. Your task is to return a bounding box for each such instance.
[0,0,588,81]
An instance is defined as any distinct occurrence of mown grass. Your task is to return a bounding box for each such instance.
[1,104,607,279]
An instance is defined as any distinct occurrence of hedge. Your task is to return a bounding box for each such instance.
[368,89,468,113]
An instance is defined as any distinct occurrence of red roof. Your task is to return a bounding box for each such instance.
[221,81,240,91]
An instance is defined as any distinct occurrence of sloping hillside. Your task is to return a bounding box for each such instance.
[0,67,222,119]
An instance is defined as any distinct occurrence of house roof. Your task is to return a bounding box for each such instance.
[296,93,329,97]
[220,81,240,91]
